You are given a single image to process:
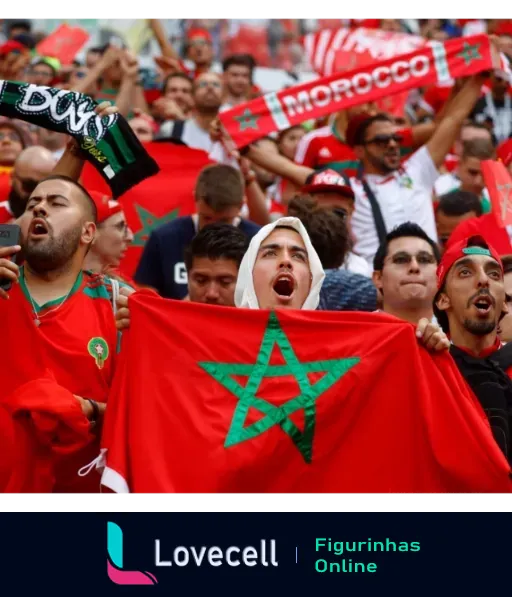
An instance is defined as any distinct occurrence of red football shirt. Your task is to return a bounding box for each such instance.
[1,268,120,492]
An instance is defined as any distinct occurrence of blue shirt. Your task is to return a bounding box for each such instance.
[319,269,378,312]
[134,216,260,299]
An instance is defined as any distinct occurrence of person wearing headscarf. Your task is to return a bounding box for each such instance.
[234,216,325,310]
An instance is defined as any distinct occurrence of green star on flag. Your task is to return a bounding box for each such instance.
[457,42,482,66]
[199,312,360,463]
[235,108,260,132]
[132,205,179,247]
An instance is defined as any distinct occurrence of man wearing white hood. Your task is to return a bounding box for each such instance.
[115,217,449,352]
[234,216,324,310]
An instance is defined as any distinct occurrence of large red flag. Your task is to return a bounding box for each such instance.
[81,142,213,278]
[101,293,512,493]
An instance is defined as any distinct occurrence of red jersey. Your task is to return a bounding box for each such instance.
[1,268,120,492]
[0,167,12,206]
[295,125,415,178]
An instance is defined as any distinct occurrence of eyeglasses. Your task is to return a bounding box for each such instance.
[29,69,53,78]
[102,221,130,235]
[196,80,222,89]
[0,131,21,143]
[365,134,403,147]
[387,251,437,266]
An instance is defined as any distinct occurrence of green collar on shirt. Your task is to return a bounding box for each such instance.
[19,266,83,313]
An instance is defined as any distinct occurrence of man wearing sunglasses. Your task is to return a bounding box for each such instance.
[346,73,489,267]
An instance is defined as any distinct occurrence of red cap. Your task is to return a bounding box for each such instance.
[187,28,212,43]
[436,235,503,288]
[89,191,123,224]
[0,40,26,57]
[302,169,355,199]
[497,138,512,167]
[345,113,374,147]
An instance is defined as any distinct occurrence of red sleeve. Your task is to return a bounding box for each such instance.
[295,135,318,168]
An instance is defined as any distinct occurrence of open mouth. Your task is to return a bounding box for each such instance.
[272,274,295,300]
[473,295,493,314]
[29,218,49,238]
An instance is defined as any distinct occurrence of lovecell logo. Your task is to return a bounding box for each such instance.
[107,522,158,585]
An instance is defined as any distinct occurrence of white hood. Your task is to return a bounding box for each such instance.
[234,216,325,310]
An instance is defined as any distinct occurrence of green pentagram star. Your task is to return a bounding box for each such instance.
[132,205,179,247]
[235,108,260,132]
[457,42,482,66]
[199,312,360,463]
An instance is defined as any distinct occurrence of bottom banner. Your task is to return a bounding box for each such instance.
[1,513,509,595]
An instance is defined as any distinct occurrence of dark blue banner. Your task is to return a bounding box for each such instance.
[1,513,509,595]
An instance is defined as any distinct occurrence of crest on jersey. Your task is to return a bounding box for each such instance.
[88,337,109,369]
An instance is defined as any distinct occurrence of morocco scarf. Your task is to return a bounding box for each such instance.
[0,81,159,197]
[220,34,498,148]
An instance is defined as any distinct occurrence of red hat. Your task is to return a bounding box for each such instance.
[345,113,374,147]
[436,235,503,289]
[497,138,512,168]
[302,169,355,199]
[89,191,123,224]
[187,28,212,43]
[0,40,25,57]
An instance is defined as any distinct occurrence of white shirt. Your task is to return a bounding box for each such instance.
[349,146,439,265]
[159,118,213,154]
[342,252,372,277]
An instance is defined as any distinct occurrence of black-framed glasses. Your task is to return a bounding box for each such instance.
[365,133,403,147]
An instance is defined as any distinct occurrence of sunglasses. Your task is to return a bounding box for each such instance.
[189,39,210,47]
[365,134,403,147]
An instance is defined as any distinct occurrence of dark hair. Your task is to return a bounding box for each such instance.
[8,20,31,35]
[162,71,193,94]
[40,175,97,222]
[433,235,492,333]
[437,189,483,218]
[195,164,244,211]
[222,53,256,74]
[501,254,512,275]
[461,138,495,160]
[184,223,249,271]
[33,59,57,75]
[287,194,349,269]
[373,222,441,272]
[353,113,393,146]
[277,125,304,145]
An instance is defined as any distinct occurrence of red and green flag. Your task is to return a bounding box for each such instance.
[101,293,512,493]
[81,142,213,278]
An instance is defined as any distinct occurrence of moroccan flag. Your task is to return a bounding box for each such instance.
[101,293,512,493]
[481,159,512,227]
[81,142,213,278]
[220,34,497,148]
[35,24,90,66]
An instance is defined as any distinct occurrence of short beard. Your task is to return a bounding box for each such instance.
[24,225,82,274]
[367,152,397,174]
[8,187,28,219]
[462,318,496,336]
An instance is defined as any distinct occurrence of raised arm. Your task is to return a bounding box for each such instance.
[426,74,487,169]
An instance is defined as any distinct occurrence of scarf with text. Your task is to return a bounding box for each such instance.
[0,80,159,197]
[220,34,497,148]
